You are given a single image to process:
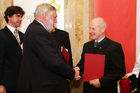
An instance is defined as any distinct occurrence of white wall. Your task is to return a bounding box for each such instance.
[14,0,64,33]
[14,0,140,60]
[136,0,140,57]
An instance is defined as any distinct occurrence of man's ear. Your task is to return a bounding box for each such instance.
[42,12,47,17]
[7,16,11,20]
[101,27,106,33]
[42,12,49,20]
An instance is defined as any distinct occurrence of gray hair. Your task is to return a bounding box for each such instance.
[34,3,56,18]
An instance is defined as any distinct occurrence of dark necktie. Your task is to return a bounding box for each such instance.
[94,41,98,47]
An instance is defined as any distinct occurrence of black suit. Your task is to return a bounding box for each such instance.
[0,26,24,93]
[17,20,75,93]
[51,28,73,67]
[77,37,126,93]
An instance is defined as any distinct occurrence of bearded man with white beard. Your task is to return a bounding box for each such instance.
[17,3,80,93]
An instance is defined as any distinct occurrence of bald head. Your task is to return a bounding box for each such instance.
[91,17,106,30]
[89,17,107,41]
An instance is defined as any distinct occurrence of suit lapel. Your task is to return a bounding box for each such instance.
[3,26,22,51]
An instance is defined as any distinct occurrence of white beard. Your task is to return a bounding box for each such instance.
[46,19,54,31]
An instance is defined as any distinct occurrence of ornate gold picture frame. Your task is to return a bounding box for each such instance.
[0,0,13,29]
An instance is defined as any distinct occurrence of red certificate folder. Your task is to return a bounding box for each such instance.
[83,53,105,82]
[62,45,70,64]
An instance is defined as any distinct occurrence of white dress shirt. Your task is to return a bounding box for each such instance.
[132,54,140,78]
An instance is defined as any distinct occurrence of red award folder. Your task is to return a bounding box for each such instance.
[83,53,105,82]
[62,45,70,64]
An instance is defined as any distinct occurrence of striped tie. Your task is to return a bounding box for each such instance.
[14,29,20,45]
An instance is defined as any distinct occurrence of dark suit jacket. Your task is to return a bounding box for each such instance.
[51,28,73,67]
[17,20,75,93]
[77,37,126,93]
[0,26,24,92]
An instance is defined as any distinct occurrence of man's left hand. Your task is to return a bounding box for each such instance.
[89,79,101,88]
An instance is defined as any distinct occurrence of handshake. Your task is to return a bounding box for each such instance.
[73,67,81,80]
[73,67,101,88]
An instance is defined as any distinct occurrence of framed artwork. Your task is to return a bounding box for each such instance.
[0,0,13,29]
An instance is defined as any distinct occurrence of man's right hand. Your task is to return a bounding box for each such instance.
[74,67,81,80]
[0,85,6,93]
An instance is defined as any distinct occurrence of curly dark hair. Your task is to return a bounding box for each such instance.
[4,6,25,23]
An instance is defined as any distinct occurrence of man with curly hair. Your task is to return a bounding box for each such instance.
[0,6,25,93]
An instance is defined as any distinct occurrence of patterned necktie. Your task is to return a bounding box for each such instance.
[14,29,21,45]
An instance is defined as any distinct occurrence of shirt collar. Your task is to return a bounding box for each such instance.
[95,36,105,43]
[7,24,16,34]
[36,20,48,31]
